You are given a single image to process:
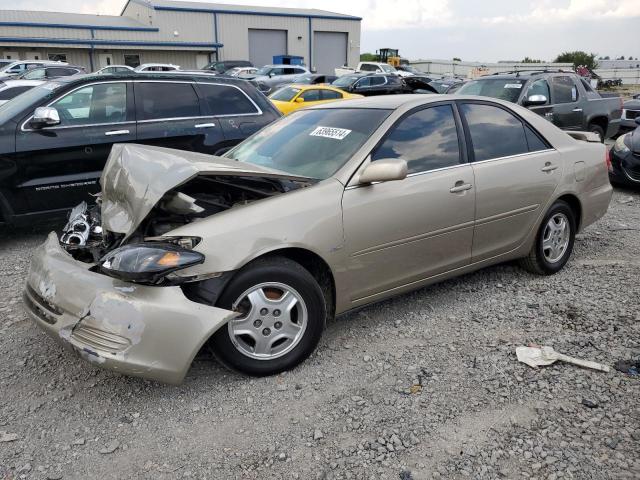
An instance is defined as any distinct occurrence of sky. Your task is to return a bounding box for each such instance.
[2,0,640,62]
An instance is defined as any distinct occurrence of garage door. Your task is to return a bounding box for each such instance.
[314,31,347,75]
[249,29,287,68]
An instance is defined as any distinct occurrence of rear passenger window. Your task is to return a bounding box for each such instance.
[371,76,386,86]
[372,104,461,174]
[461,103,529,161]
[199,84,258,115]
[136,82,200,120]
[551,76,578,103]
[321,90,342,100]
[525,126,549,152]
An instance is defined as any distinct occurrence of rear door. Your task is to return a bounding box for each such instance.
[14,81,135,214]
[134,80,222,154]
[458,101,561,262]
[549,75,583,130]
[343,103,475,303]
[196,82,264,152]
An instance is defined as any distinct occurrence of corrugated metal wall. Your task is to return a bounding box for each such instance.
[0,6,361,73]
[311,18,360,70]
[217,13,308,64]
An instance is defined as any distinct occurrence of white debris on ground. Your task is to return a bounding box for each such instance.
[0,188,639,479]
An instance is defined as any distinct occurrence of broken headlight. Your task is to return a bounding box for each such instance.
[99,243,204,285]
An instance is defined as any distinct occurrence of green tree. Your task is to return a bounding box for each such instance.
[554,51,598,70]
[359,52,377,62]
[522,57,543,63]
[604,56,610,60]
[452,57,461,62]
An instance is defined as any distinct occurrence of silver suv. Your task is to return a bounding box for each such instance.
[241,64,310,94]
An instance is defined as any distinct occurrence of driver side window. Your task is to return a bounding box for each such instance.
[526,79,550,104]
[51,83,127,126]
[372,104,461,174]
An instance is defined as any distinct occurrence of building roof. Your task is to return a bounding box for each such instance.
[0,9,156,31]
[146,0,362,20]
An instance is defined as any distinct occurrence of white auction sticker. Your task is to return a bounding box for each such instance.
[504,83,523,89]
[309,126,352,140]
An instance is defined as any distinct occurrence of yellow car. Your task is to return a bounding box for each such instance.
[269,84,363,115]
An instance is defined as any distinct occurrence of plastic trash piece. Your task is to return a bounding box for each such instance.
[516,345,610,372]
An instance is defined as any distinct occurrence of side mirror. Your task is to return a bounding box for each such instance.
[295,97,305,103]
[30,106,60,129]
[523,94,548,106]
[359,158,408,184]
[269,72,275,78]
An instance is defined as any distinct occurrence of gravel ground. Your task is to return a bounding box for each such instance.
[1,187,639,480]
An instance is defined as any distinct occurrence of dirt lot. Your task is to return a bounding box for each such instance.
[1,187,639,480]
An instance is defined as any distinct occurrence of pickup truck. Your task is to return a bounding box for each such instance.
[455,71,622,140]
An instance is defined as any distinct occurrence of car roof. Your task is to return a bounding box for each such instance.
[475,70,576,81]
[51,71,256,86]
[315,94,520,110]
[0,79,45,88]
[286,84,342,91]
[263,64,307,68]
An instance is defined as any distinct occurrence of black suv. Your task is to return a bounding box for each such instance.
[455,70,622,140]
[0,72,280,226]
[332,73,404,96]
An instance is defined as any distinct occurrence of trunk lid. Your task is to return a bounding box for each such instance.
[100,143,310,238]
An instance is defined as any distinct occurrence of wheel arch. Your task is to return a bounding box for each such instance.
[588,115,608,133]
[243,247,337,319]
[555,193,583,231]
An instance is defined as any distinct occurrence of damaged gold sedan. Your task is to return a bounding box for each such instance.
[24,96,612,383]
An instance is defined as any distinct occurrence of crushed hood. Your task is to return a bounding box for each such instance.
[100,143,310,238]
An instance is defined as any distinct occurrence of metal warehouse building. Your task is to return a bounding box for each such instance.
[0,0,361,74]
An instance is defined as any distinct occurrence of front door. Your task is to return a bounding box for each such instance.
[522,78,554,123]
[14,82,135,215]
[342,103,475,304]
[134,81,224,154]
[457,101,561,262]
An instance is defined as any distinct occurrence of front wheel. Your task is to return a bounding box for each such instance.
[519,200,576,275]
[210,257,326,376]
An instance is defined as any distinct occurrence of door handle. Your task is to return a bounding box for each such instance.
[195,123,216,129]
[450,182,473,193]
[541,162,558,172]
[572,108,583,112]
[105,129,130,136]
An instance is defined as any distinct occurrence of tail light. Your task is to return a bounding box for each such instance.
[605,148,612,172]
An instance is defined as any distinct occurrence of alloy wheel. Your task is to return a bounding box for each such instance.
[228,282,308,360]
[542,213,571,263]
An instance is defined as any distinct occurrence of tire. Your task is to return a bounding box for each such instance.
[588,123,605,143]
[209,256,326,376]
[519,200,576,275]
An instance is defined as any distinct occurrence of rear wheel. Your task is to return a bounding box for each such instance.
[519,200,576,275]
[588,123,605,143]
[210,257,326,376]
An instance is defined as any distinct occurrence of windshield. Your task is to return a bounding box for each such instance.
[254,66,272,76]
[270,86,301,102]
[332,75,360,87]
[225,108,391,179]
[457,78,526,102]
[380,64,396,73]
[0,62,19,73]
[0,82,62,120]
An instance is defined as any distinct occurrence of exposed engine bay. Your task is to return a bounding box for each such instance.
[60,175,311,264]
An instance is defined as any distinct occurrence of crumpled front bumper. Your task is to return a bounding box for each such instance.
[23,232,237,384]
